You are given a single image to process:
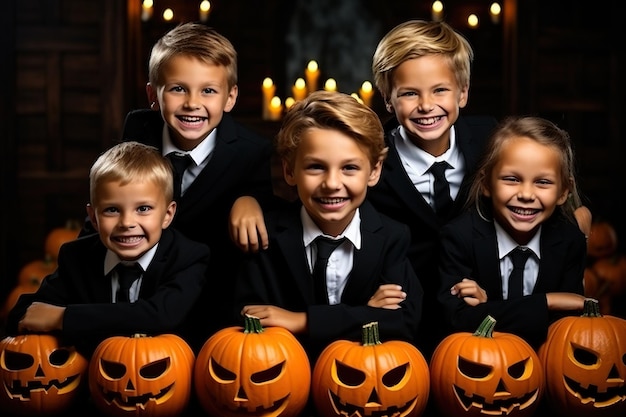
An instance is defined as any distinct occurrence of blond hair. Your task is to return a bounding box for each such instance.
[276,91,388,169]
[372,19,473,102]
[148,22,237,90]
[89,142,174,205]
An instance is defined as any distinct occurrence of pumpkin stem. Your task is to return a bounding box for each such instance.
[361,321,382,346]
[581,298,602,317]
[244,314,264,334]
[473,315,496,338]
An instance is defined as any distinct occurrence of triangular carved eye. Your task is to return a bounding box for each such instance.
[382,363,408,387]
[140,357,170,379]
[252,362,284,383]
[3,350,34,371]
[336,359,366,386]
[507,358,528,379]
[209,358,236,382]
[100,358,126,379]
[458,356,491,379]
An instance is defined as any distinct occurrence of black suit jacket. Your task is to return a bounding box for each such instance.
[366,115,497,357]
[234,200,423,363]
[6,228,210,357]
[437,207,586,349]
[120,109,275,349]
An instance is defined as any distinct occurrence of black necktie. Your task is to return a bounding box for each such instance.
[508,247,531,299]
[167,152,193,200]
[116,263,142,303]
[312,236,346,304]
[430,161,453,218]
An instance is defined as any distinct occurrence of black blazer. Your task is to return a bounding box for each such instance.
[120,109,275,349]
[234,200,423,362]
[6,228,210,357]
[437,207,586,349]
[367,115,497,357]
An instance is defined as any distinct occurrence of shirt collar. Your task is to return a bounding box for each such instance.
[161,125,217,166]
[104,243,159,275]
[301,206,362,250]
[494,221,542,259]
[397,125,462,175]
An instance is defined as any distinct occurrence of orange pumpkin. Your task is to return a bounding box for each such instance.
[538,298,626,417]
[0,334,88,416]
[587,221,618,259]
[430,315,544,417]
[194,315,311,417]
[312,321,430,417]
[44,220,81,261]
[590,255,626,297]
[18,257,57,287]
[0,281,40,321]
[89,333,195,417]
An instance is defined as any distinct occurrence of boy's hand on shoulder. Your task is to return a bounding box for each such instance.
[18,302,65,333]
[229,196,269,253]
[450,278,487,306]
[368,284,406,310]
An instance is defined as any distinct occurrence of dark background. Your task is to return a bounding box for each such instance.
[1,0,623,302]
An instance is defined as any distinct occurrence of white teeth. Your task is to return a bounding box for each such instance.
[117,236,142,243]
[416,116,441,125]
[319,198,344,204]
[512,208,537,215]
[180,116,203,122]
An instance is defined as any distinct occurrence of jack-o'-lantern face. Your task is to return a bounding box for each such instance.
[430,316,544,417]
[312,322,430,417]
[0,334,88,416]
[194,316,311,417]
[88,334,194,417]
[539,299,626,417]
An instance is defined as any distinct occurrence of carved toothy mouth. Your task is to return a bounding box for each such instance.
[453,384,539,414]
[563,374,626,407]
[3,374,82,399]
[328,389,418,417]
[97,382,174,409]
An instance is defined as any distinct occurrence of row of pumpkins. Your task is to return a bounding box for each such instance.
[584,220,626,315]
[1,298,625,417]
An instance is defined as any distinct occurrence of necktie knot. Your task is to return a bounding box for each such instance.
[511,247,531,267]
[116,263,142,302]
[430,161,453,218]
[315,236,346,263]
[167,152,193,199]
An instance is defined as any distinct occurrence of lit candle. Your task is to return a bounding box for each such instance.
[304,60,319,95]
[359,81,374,108]
[163,8,174,21]
[268,96,283,121]
[292,78,307,102]
[141,0,153,22]
[262,77,276,120]
[431,1,443,22]
[199,1,211,23]
[285,97,296,110]
[324,78,337,92]
[489,2,501,24]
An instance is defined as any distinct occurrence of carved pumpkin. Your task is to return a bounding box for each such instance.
[312,321,430,417]
[194,315,311,417]
[88,333,195,417]
[587,221,618,260]
[538,298,626,417]
[0,334,88,416]
[44,220,81,261]
[18,257,57,287]
[430,315,544,417]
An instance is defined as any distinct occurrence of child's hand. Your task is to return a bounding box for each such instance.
[17,302,65,333]
[450,278,487,306]
[229,196,269,253]
[241,305,306,334]
[368,284,406,310]
[546,292,586,310]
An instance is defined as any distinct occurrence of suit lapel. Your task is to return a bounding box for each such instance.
[533,221,566,293]
[472,211,504,300]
